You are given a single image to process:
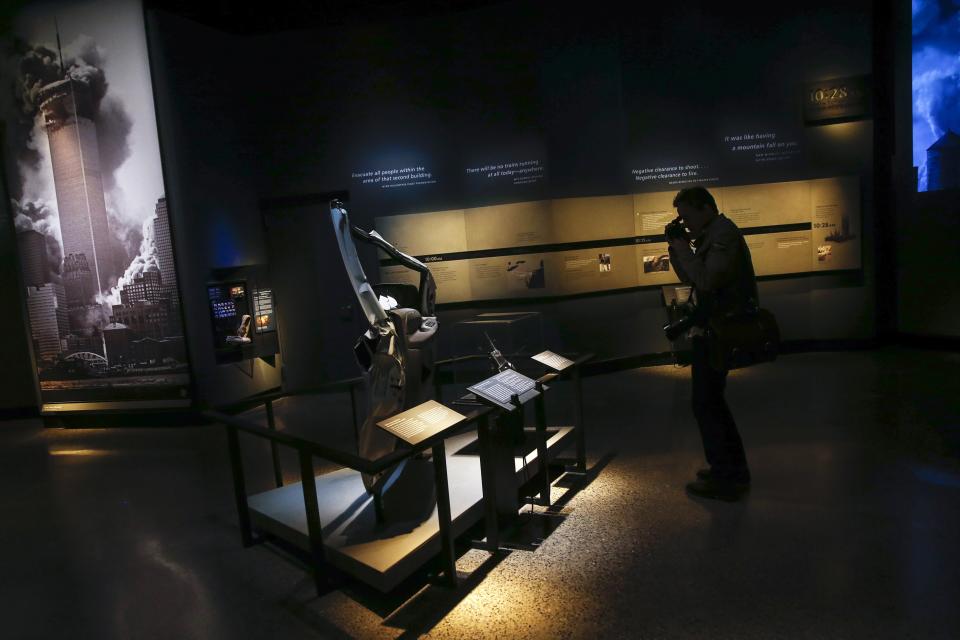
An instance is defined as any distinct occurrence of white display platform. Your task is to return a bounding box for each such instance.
[247,426,573,592]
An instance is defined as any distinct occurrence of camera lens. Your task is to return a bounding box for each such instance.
[663,314,695,341]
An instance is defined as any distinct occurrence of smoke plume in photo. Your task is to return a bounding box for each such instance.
[13,199,63,278]
[10,35,141,267]
[98,216,159,308]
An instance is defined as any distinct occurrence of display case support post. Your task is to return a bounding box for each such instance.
[476,414,500,551]
[534,392,551,506]
[433,371,443,405]
[226,425,254,547]
[298,450,327,595]
[431,440,458,587]
[265,399,283,487]
[573,364,587,473]
[373,491,385,523]
[349,384,359,453]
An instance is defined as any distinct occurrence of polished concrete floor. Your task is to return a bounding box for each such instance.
[2,347,959,639]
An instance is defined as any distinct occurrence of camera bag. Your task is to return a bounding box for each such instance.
[707,308,780,371]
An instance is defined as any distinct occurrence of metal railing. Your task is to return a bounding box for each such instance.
[206,352,591,594]
[205,390,494,593]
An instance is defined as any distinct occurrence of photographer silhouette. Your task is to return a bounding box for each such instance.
[666,187,759,502]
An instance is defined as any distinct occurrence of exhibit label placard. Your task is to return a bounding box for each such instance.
[531,350,575,372]
[468,369,539,411]
[377,400,467,446]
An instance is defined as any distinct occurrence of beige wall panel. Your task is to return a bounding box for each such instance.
[426,260,473,304]
[554,245,639,295]
[379,264,421,288]
[720,180,810,227]
[748,232,812,276]
[551,195,634,242]
[468,253,553,300]
[633,190,679,236]
[379,260,473,304]
[375,209,467,256]
[810,176,861,271]
[637,241,681,286]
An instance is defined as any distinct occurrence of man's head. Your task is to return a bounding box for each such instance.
[673,187,718,237]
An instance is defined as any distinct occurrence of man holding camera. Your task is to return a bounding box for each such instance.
[666,187,758,501]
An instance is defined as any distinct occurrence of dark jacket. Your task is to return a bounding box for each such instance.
[668,214,758,322]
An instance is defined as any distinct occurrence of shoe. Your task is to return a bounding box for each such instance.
[685,477,750,502]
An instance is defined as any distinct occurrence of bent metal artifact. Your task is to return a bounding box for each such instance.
[329,200,439,496]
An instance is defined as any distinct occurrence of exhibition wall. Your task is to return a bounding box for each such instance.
[897,191,960,338]
[144,11,282,406]
[239,0,877,375]
[0,145,38,410]
[0,0,893,411]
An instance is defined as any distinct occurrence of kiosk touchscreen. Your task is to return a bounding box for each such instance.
[208,282,252,363]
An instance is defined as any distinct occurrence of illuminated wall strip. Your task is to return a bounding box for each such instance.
[378,223,813,266]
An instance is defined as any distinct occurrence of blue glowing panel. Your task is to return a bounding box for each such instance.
[207,281,251,363]
[913,1,960,192]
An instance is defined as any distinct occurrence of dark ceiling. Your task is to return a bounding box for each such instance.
[144,0,508,35]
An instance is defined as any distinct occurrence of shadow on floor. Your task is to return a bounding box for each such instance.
[258,454,614,637]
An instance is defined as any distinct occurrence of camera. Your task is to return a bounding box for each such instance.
[664,217,689,242]
[663,312,698,341]
[663,300,702,341]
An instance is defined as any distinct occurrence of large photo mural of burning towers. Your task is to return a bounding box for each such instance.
[2,0,191,408]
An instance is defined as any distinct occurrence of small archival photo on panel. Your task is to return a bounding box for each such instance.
[598,252,612,272]
[0,0,192,408]
[643,253,670,273]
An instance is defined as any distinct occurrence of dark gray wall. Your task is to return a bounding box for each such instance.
[146,11,281,406]
[0,1,886,412]
[239,0,877,374]
[896,192,960,338]
[0,2,880,416]
[0,133,40,410]
[261,202,366,390]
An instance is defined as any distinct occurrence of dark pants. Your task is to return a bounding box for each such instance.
[691,336,750,483]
